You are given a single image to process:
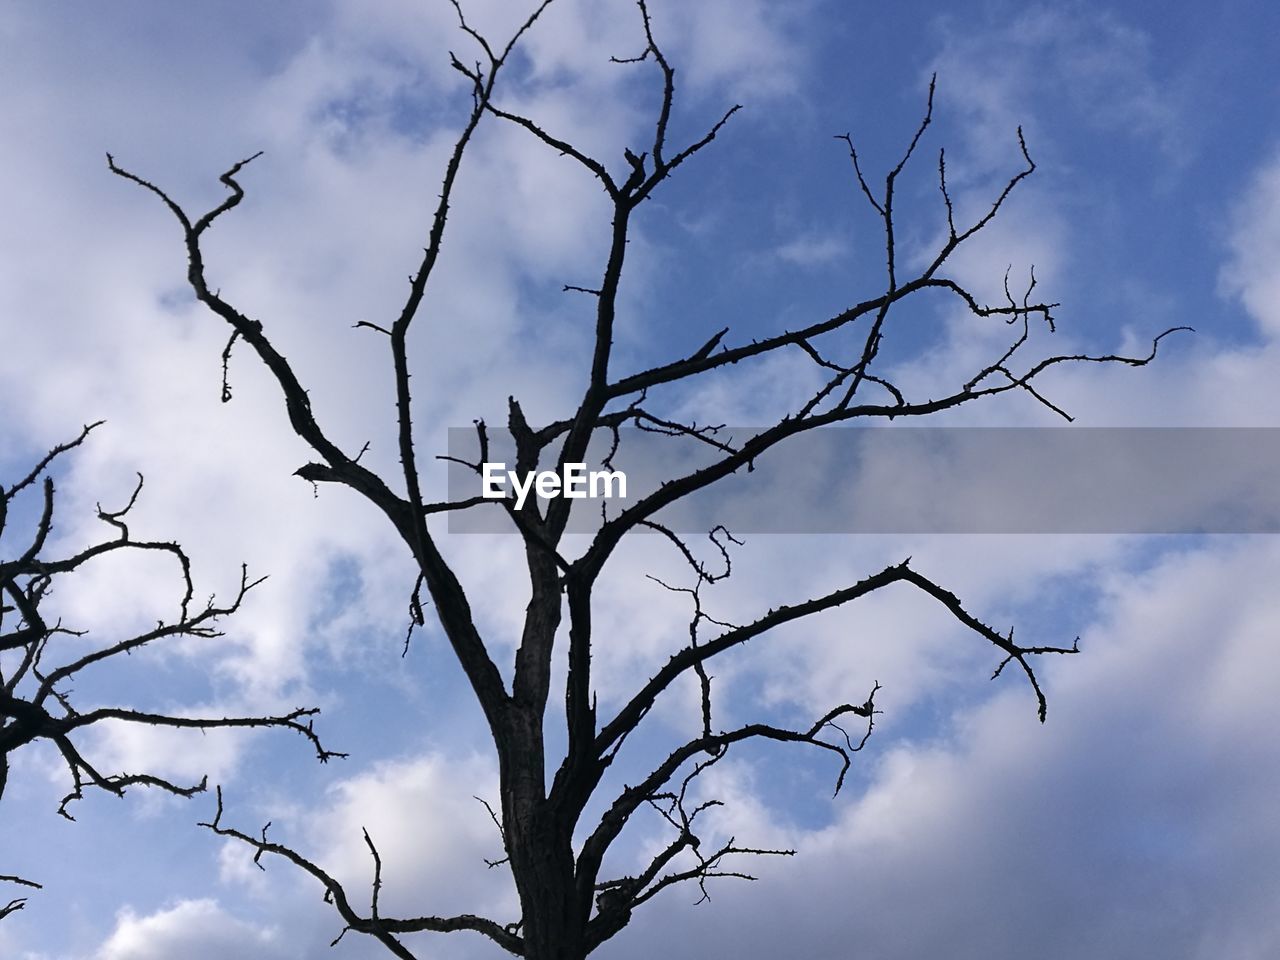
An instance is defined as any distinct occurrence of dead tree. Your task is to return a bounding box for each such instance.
[0,422,342,918]
[108,2,1185,957]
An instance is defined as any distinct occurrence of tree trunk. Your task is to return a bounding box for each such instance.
[503,710,589,960]
[509,808,585,960]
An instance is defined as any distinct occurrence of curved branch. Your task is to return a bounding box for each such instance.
[596,558,1074,767]
[201,787,525,957]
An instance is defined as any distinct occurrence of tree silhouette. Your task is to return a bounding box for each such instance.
[107,2,1183,957]
[0,423,341,920]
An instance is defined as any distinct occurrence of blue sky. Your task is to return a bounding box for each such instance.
[2,1,1279,958]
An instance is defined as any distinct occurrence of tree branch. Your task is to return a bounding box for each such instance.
[201,787,525,956]
[1,431,340,893]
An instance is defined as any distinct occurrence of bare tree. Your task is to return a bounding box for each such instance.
[106,2,1185,957]
[0,422,341,919]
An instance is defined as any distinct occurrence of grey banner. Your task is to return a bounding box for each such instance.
[444,427,1280,534]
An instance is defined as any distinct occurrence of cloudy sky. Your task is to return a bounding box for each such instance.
[2,1,1279,957]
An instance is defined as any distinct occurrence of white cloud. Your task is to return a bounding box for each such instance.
[652,0,807,102]
[511,0,806,103]
[97,899,287,960]
[1221,150,1280,337]
[1000,142,1280,429]
[601,536,1280,959]
[306,753,515,923]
